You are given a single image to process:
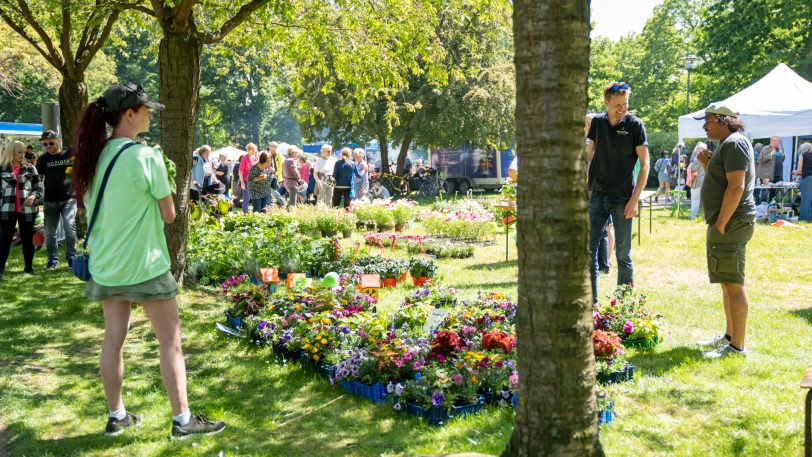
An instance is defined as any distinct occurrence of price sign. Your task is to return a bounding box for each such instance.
[423,308,449,335]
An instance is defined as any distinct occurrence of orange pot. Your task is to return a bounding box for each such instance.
[382,277,398,288]
[412,276,430,286]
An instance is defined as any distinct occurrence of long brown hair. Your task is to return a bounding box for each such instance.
[70,100,138,204]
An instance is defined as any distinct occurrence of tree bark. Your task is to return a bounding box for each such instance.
[503,1,602,456]
[378,134,390,176]
[159,30,202,283]
[58,75,87,146]
[396,133,413,176]
[801,25,812,81]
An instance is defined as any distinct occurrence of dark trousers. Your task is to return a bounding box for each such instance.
[332,187,351,209]
[0,213,35,272]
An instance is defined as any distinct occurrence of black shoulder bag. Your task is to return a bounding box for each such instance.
[72,142,137,281]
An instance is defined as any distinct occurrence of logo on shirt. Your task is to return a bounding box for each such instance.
[616,129,629,136]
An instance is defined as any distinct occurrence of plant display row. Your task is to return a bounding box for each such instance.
[187,212,345,284]
[417,198,497,241]
[351,198,418,231]
[286,204,357,237]
[362,233,474,259]
[223,281,519,425]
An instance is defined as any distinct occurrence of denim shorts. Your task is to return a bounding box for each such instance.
[706,218,755,284]
[85,271,179,302]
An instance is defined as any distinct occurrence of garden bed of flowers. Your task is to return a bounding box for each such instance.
[220,278,519,426]
[592,285,662,384]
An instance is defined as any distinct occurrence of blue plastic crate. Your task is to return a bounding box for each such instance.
[225,313,246,329]
[405,396,485,426]
[598,400,614,425]
[341,380,388,403]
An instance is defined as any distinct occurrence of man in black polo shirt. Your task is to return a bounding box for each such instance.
[36,130,76,270]
[586,82,650,304]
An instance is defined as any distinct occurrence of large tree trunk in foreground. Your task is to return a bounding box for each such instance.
[58,75,87,146]
[502,1,601,456]
[159,31,202,283]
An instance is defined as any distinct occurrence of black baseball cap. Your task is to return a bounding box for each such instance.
[100,82,165,112]
[39,130,59,141]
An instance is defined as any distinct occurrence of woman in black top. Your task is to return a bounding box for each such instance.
[332,147,354,209]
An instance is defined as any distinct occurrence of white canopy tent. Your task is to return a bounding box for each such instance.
[212,146,246,162]
[678,63,812,142]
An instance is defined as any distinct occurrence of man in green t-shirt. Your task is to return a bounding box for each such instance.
[694,102,756,359]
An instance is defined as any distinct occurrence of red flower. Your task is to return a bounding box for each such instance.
[482,331,516,353]
[431,331,462,355]
[592,330,624,358]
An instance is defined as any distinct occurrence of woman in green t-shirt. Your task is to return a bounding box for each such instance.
[71,82,225,440]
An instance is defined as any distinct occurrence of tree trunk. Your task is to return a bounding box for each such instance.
[159,31,202,283]
[503,1,601,457]
[58,75,87,146]
[378,134,390,176]
[396,133,413,176]
[801,25,812,81]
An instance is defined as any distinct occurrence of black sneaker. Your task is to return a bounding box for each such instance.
[23,267,33,275]
[105,412,141,436]
[46,258,58,271]
[170,414,226,440]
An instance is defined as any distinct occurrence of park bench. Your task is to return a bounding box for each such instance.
[802,363,812,456]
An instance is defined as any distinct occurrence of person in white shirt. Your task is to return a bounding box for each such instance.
[314,144,336,205]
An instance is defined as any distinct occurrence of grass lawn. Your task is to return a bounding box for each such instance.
[1,205,811,456]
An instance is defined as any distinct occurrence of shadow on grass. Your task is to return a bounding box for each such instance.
[627,345,703,378]
[465,259,518,271]
[789,308,812,327]
[454,282,517,291]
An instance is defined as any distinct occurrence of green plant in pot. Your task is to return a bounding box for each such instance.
[371,205,395,231]
[408,257,437,286]
[391,205,414,231]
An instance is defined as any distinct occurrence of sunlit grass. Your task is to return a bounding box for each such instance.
[0,206,810,456]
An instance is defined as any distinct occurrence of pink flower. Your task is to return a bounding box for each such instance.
[610,299,617,306]
[623,321,634,334]
[453,373,463,385]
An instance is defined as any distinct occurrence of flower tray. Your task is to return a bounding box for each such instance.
[298,352,338,382]
[225,313,246,329]
[598,400,614,425]
[483,391,515,407]
[272,344,299,361]
[405,396,485,426]
[596,363,635,385]
[340,380,388,403]
[622,335,660,349]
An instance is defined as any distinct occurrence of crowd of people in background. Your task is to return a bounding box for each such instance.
[189,142,416,214]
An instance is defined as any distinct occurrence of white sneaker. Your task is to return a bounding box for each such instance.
[703,344,747,359]
[697,334,729,349]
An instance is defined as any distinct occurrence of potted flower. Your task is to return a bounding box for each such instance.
[371,205,395,232]
[391,204,415,232]
[336,210,356,239]
[379,259,406,287]
[221,274,269,328]
[409,257,437,286]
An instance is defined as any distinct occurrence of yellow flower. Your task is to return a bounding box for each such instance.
[464,313,471,319]
[303,343,310,349]
[471,375,478,383]
[394,339,402,346]
[321,318,331,324]
[320,338,328,345]
[313,354,320,361]
[65,166,72,175]
[294,304,301,311]
[312,347,318,353]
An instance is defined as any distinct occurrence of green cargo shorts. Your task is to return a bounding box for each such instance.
[706,218,755,285]
[85,271,179,302]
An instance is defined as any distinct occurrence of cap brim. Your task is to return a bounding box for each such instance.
[692,113,707,120]
[144,100,165,111]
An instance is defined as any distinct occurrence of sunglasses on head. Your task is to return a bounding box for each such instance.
[610,83,629,92]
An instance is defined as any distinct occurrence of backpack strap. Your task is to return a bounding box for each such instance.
[83,142,137,250]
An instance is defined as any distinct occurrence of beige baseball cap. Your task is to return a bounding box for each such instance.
[693,102,738,119]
